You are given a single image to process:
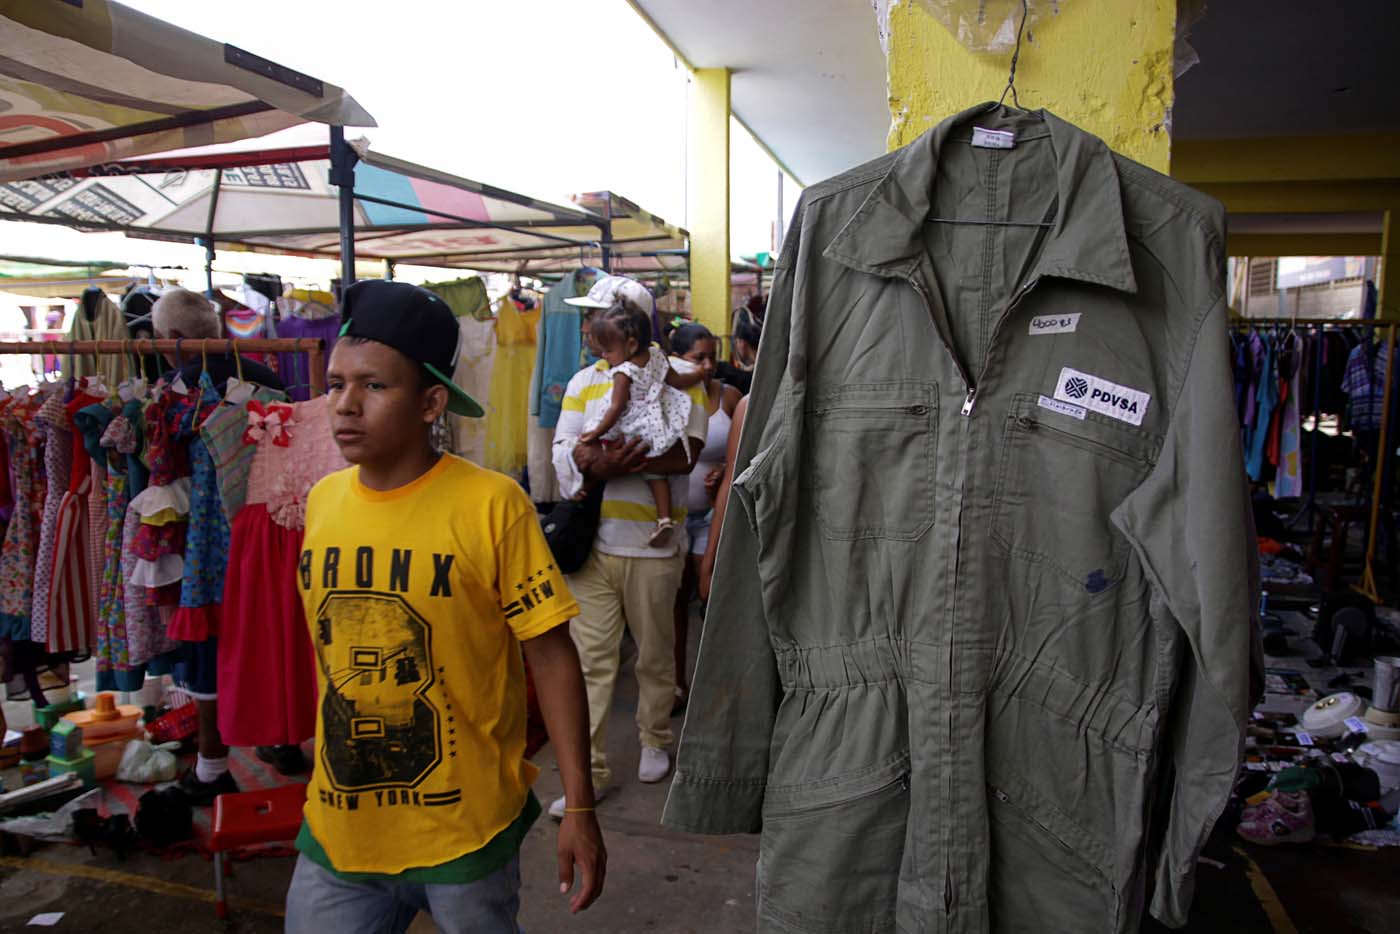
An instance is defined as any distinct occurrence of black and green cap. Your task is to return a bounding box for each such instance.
[339,279,484,418]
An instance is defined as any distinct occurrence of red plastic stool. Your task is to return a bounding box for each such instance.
[209,783,307,919]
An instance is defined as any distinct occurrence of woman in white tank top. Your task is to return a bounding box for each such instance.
[669,323,742,712]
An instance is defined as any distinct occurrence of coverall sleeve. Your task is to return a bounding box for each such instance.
[1115,297,1258,927]
[661,203,804,835]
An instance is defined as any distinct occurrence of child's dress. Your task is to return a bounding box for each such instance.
[110,401,176,670]
[47,390,105,654]
[30,390,72,648]
[0,394,42,639]
[126,386,195,598]
[166,373,228,642]
[585,345,692,457]
[219,395,348,746]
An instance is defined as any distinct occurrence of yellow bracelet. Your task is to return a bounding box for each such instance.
[563,807,595,813]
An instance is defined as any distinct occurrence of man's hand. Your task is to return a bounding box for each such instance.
[573,436,649,482]
[558,810,606,913]
[521,625,607,912]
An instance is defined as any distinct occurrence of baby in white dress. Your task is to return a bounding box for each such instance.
[579,303,705,545]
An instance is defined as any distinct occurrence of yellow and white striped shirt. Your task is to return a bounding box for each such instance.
[552,360,708,558]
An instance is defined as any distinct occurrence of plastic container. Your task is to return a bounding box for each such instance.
[43,676,79,706]
[47,749,96,789]
[33,693,85,731]
[1363,706,1400,741]
[63,693,142,742]
[1354,741,1400,794]
[87,729,143,781]
[1300,692,1366,739]
[19,759,49,786]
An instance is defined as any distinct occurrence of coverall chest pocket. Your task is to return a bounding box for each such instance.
[802,381,938,542]
[991,394,1158,593]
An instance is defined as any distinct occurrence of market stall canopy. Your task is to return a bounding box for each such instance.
[0,143,687,275]
[451,191,689,277]
[0,254,137,299]
[0,0,375,182]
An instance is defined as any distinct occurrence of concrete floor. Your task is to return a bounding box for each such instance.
[2,609,1398,933]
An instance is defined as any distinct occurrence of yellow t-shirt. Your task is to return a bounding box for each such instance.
[297,454,577,874]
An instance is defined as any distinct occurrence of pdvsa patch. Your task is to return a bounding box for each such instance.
[1053,367,1150,427]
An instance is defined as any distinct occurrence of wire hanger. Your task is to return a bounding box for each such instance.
[927,0,1051,230]
[998,0,1030,110]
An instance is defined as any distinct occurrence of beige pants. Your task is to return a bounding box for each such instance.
[566,548,684,789]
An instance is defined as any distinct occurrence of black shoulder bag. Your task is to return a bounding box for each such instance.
[540,483,604,575]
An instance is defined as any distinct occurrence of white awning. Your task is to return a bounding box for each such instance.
[0,0,374,182]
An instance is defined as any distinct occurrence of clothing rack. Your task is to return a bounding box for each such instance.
[1230,318,1397,601]
[0,338,329,397]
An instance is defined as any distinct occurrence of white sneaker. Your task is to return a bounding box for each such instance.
[548,786,608,820]
[638,746,671,783]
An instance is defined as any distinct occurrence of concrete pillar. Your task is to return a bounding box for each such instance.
[884,0,1178,172]
[687,67,731,341]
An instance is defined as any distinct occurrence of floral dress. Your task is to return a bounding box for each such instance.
[126,385,196,596]
[0,394,42,639]
[30,389,72,647]
[167,373,228,642]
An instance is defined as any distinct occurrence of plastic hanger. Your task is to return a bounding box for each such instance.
[169,339,189,395]
[224,342,256,405]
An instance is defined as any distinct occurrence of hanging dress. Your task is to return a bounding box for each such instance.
[200,386,287,525]
[126,385,195,599]
[105,403,171,671]
[483,297,539,475]
[0,394,42,639]
[449,312,496,464]
[47,390,105,654]
[30,389,73,649]
[219,395,348,746]
[167,373,229,642]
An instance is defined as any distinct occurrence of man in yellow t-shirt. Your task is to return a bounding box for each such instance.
[286,280,605,933]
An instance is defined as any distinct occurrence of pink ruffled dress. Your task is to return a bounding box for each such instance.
[218,395,348,746]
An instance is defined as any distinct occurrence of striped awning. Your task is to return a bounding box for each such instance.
[0,0,374,182]
[0,142,687,275]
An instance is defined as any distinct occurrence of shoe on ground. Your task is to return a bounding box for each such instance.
[648,518,677,547]
[548,786,609,820]
[1237,790,1314,845]
[256,744,308,776]
[176,767,240,807]
[639,746,671,783]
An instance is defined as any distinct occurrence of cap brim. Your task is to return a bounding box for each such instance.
[424,362,485,418]
[563,296,611,308]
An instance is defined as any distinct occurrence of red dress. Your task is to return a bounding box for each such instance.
[218,396,348,746]
[46,391,104,653]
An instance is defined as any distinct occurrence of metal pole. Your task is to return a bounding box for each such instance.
[329,126,358,289]
[600,214,613,273]
[202,238,215,297]
[308,341,327,397]
[203,169,222,297]
[0,338,325,355]
[1356,321,1397,602]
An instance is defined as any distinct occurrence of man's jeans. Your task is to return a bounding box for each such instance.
[285,853,522,934]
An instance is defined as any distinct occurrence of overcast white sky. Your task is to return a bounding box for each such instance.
[0,0,800,285]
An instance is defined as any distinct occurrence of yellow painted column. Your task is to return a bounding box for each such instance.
[885,1,1177,172]
[1380,208,1399,321]
[688,67,731,342]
